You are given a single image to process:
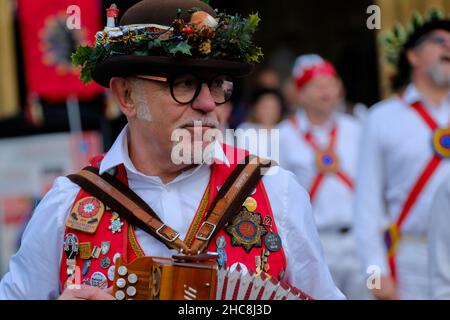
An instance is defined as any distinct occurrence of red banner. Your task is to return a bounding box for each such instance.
[18,0,103,102]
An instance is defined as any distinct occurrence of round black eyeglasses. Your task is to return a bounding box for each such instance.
[135,74,234,105]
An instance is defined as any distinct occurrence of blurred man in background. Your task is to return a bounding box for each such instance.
[354,11,450,299]
[278,54,368,299]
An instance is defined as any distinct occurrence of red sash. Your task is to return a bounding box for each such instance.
[59,146,287,292]
[289,116,354,202]
[385,101,450,280]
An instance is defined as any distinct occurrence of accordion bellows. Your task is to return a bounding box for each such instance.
[112,255,312,300]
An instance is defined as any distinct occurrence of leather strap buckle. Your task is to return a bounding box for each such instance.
[196,221,217,241]
[156,224,180,243]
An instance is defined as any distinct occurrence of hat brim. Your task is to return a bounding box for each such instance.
[92,55,254,87]
[404,19,450,50]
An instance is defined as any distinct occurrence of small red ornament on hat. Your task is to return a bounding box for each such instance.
[183,26,193,35]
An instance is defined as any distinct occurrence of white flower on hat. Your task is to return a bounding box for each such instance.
[191,11,219,29]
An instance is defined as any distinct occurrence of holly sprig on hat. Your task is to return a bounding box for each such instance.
[72,8,263,84]
[381,8,448,66]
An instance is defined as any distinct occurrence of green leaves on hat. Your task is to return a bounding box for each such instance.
[72,8,263,84]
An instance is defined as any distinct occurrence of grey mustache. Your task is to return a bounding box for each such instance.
[177,118,219,129]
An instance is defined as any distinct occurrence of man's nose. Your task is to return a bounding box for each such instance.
[191,84,216,113]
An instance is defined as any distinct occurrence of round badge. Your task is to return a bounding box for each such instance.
[90,271,108,289]
[216,236,227,249]
[433,128,450,158]
[100,256,111,269]
[236,220,257,242]
[128,273,138,284]
[109,218,124,234]
[107,266,115,281]
[126,286,137,297]
[115,290,126,300]
[315,150,339,173]
[118,266,128,276]
[226,209,267,253]
[116,278,126,289]
[243,197,257,212]
[264,232,282,252]
[77,197,102,218]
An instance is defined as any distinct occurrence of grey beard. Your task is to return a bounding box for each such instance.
[136,101,152,122]
[428,62,450,87]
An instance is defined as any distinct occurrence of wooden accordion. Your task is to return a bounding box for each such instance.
[112,254,311,300]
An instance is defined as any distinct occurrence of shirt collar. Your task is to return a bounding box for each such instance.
[296,109,336,132]
[403,83,450,107]
[99,124,230,176]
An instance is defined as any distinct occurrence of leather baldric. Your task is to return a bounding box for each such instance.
[67,155,273,254]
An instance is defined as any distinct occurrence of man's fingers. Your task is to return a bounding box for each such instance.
[59,285,116,300]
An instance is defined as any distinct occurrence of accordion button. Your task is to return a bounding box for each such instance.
[126,286,137,297]
[128,273,138,284]
[117,266,128,276]
[116,278,126,288]
[115,290,125,300]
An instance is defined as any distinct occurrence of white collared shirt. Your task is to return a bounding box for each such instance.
[354,83,450,275]
[277,111,361,230]
[0,125,344,300]
[429,174,450,299]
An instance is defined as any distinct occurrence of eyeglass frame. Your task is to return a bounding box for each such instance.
[135,73,234,105]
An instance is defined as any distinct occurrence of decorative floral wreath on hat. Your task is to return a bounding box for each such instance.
[71,2,263,84]
[381,8,449,67]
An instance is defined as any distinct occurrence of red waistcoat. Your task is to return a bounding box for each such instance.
[59,145,287,292]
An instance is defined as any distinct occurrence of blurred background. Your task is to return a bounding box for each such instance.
[0,0,449,277]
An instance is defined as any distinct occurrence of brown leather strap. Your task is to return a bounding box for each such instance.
[68,168,189,252]
[190,155,273,253]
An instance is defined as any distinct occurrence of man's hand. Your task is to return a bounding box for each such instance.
[371,276,399,300]
[58,285,115,300]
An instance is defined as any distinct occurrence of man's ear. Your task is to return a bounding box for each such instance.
[109,77,136,117]
[406,48,420,69]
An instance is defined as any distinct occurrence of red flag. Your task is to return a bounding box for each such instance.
[18,0,103,102]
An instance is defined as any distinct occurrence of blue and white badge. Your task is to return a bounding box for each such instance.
[217,248,227,268]
[101,241,110,255]
[108,217,124,234]
[82,259,91,276]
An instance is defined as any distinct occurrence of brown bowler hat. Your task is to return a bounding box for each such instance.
[89,0,258,87]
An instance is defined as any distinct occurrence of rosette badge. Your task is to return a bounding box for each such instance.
[71,0,263,86]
